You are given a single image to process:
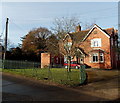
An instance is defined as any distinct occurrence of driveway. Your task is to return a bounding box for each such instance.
[1,70,120,102]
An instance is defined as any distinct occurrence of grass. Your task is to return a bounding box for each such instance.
[2,68,83,86]
[2,67,119,86]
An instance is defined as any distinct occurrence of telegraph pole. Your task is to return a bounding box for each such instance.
[3,18,9,60]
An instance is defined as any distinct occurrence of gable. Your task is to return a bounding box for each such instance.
[63,33,72,43]
[63,24,116,44]
[82,24,110,41]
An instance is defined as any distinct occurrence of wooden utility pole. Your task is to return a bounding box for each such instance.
[3,18,9,60]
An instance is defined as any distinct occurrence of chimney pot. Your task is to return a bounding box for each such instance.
[76,24,81,32]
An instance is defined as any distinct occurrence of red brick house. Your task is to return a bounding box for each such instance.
[62,24,119,69]
[41,24,119,69]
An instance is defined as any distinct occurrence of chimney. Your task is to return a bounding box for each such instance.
[76,24,81,32]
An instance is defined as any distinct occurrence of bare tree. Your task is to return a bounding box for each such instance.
[52,16,80,39]
[59,33,78,72]
[52,17,96,71]
[82,20,96,30]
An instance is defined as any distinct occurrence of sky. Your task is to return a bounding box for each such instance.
[1,1,118,46]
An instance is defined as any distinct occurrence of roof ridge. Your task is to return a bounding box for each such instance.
[104,28,114,30]
[72,29,90,33]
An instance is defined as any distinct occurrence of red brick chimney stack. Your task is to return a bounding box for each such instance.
[76,24,81,32]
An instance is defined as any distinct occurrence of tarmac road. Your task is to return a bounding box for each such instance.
[2,72,111,102]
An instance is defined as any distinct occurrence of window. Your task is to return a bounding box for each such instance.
[80,58,83,61]
[90,53,104,63]
[64,56,67,62]
[100,53,104,62]
[92,53,98,62]
[91,38,101,47]
[64,42,72,51]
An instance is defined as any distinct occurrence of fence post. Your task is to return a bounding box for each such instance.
[2,60,4,69]
[67,70,71,81]
[48,65,52,80]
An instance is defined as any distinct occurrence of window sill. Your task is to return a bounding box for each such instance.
[91,62,104,63]
[92,62,99,63]
[100,61,104,63]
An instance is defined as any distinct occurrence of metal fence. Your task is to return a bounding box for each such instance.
[1,60,87,86]
[0,59,40,69]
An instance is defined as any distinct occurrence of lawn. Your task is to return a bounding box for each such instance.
[2,68,83,86]
[2,67,119,87]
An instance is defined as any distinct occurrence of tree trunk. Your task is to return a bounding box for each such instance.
[67,57,71,72]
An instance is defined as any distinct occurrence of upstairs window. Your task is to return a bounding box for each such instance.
[64,42,72,51]
[91,38,101,47]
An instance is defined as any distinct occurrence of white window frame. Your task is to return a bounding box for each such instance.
[91,38,101,47]
[100,53,104,63]
[92,53,99,63]
[90,53,104,63]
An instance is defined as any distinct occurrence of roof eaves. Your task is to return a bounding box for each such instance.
[82,24,110,41]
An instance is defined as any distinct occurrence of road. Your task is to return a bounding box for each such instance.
[2,72,119,102]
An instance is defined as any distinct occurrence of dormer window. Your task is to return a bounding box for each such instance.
[64,42,72,51]
[91,38,101,47]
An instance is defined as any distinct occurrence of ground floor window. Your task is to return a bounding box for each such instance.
[92,53,98,62]
[91,53,104,63]
[100,53,104,62]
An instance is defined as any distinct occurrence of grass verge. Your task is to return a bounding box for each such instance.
[2,68,82,86]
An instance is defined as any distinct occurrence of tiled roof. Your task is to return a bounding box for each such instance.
[69,27,117,43]
[69,30,89,43]
[103,28,114,35]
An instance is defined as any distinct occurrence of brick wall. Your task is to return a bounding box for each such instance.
[80,27,112,69]
[41,53,50,68]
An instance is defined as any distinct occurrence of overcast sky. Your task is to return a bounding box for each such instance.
[1,2,118,46]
